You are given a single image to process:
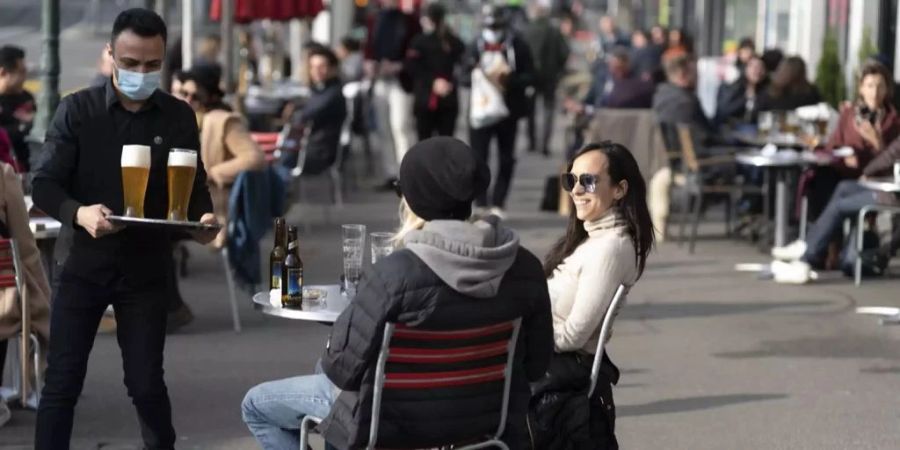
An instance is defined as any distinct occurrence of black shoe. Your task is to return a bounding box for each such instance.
[167,303,194,334]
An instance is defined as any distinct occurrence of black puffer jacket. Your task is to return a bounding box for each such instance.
[320,220,553,449]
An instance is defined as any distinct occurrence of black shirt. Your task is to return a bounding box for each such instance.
[32,78,213,287]
[0,90,36,171]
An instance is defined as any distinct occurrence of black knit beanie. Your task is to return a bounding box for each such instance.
[399,137,490,221]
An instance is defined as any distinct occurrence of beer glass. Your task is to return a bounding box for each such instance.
[167,148,197,221]
[370,232,394,264]
[342,224,366,298]
[121,145,151,218]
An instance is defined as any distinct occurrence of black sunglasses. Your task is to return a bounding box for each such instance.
[560,173,599,193]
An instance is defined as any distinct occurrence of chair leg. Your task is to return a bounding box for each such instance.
[724,195,733,238]
[799,195,809,241]
[678,191,691,247]
[25,334,40,409]
[221,250,242,333]
[855,210,866,287]
[689,194,704,254]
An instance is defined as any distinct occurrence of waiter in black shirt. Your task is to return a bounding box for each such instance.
[31,9,216,449]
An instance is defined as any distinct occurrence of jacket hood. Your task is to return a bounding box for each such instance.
[403,218,520,298]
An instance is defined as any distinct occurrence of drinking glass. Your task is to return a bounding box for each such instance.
[167,148,197,221]
[121,145,151,218]
[370,232,394,265]
[342,224,366,298]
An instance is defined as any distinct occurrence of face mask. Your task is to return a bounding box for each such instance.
[115,65,161,101]
[482,29,504,44]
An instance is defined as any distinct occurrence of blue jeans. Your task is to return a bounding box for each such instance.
[802,179,878,266]
[241,364,338,450]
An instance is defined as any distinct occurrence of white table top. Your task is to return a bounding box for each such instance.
[735,150,829,168]
[859,177,900,193]
[252,284,348,323]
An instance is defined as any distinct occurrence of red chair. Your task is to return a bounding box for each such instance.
[300,319,523,450]
[0,238,41,408]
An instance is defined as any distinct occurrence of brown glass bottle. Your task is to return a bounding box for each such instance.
[282,226,304,308]
[269,218,286,291]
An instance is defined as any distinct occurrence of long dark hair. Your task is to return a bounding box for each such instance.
[768,56,813,99]
[544,142,655,279]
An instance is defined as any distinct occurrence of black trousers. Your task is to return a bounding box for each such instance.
[470,117,519,208]
[526,87,558,155]
[35,271,174,450]
[415,107,458,141]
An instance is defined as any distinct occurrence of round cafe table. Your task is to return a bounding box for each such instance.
[735,150,829,248]
[252,284,349,323]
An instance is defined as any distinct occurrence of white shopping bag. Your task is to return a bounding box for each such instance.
[469,68,509,129]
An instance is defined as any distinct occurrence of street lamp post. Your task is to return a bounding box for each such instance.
[32,0,60,141]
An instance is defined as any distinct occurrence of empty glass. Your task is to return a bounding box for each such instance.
[342,224,366,298]
[370,232,394,264]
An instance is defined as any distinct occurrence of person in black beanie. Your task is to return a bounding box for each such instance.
[242,136,553,449]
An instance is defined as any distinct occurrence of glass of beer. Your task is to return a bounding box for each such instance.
[167,148,197,221]
[121,145,151,218]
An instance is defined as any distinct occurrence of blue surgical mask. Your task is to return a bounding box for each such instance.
[115,65,161,101]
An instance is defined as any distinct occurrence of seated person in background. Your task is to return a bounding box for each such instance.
[566,48,655,115]
[0,160,51,428]
[0,46,35,172]
[653,54,718,146]
[756,56,821,112]
[531,142,654,448]
[805,61,900,220]
[335,36,364,83]
[241,137,552,450]
[771,136,900,284]
[179,66,265,239]
[716,54,768,127]
[278,47,346,177]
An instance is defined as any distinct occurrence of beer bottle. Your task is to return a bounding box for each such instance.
[269,218,286,291]
[282,226,303,308]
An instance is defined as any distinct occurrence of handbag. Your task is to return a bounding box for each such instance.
[469,68,509,130]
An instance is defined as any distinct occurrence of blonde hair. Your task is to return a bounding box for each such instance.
[392,198,427,246]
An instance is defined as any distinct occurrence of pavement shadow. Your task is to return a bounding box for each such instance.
[714,335,900,360]
[860,366,900,374]
[620,300,832,321]
[618,393,787,417]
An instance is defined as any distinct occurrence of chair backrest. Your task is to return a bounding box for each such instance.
[0,238,23,294]
[675,124,700,173]
[369,318,522,449]
[588,284,628,398]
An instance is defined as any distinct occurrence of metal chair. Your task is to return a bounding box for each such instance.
[854,205,900,286]
[675,124,754,253]
[300,319,523,450]
[0,238,41,409]
[588,285,628,398]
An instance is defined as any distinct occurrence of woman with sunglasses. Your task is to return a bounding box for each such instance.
[531,142,654,449]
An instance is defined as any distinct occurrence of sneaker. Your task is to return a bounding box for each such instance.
[771,260,818,284]
[0,398,10,428]
[771,240,807,261]
[488,207,507,221]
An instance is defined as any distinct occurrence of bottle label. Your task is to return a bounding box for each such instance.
[288,241,298,251]
[271,267,282,290]
[287,267,303,298]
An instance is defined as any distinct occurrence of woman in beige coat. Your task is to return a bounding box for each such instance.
[0,161,51,425]
[179,66,265,248]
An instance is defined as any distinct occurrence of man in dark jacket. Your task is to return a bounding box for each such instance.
[466,5,535,216]
[242,137,553,450]
[653,54,718,146]
[523,2,570,156]
[406,3,465,140]
[281,47,346,176]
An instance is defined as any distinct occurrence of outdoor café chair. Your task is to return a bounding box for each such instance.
[299,318,523,450]
[0,238,41,409]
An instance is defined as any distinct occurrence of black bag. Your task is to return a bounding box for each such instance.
[840,228,889,278]
[541,175,560,212]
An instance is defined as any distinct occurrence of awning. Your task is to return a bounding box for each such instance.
[210,0,324,23]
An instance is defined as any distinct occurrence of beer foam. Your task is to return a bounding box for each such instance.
[121,145,151,167]
[168,150,197,167]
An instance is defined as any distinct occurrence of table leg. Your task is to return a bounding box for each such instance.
[774,169,788,248]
